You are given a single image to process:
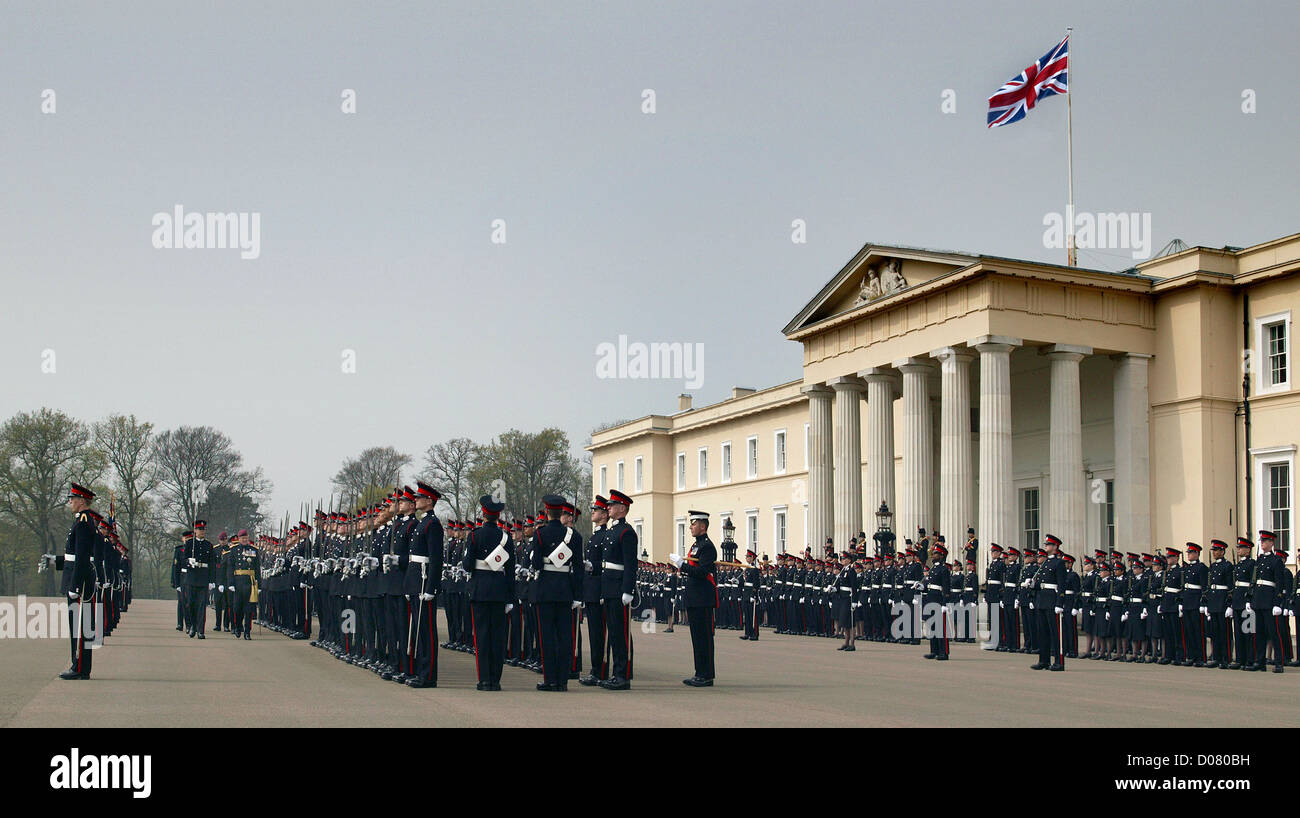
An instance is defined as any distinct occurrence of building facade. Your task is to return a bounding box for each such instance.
[589,233,1299,573]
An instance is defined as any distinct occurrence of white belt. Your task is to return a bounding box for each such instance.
[1236,581,1251,587]
[543,564,571,573]
[474,560,494,571]
[1257,579,1276,587]
[1163,589,1180,594]
[987,579,1002,585]
[194,562,209,568]
[839,586,853,592]
[1184,583,1202,590]
[1041,583,1058,589]
[744,582,755,587]
[926,584,944,590]
[1110,595,1124,601]
[1211,584,1229,590]
[1129,598,1143,603]
[603,561,625,572]
[1082,592,1093,597]
[409,554,429,564]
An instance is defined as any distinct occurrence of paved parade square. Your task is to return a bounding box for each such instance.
[2,597,1295,729]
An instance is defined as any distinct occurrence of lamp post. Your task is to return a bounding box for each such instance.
[872,501,896,559]
[721,518,737,564]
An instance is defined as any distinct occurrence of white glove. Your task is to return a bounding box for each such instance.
[799,597,805,604]
[1289,610,1295,618]
[583,559,592,571]
[667,553,683,568]
[570,600,582,610]
[1225,607,1233,618]
[40,554,55,569]
[1273,606,1283,616]
[1140,609,1148,619]
[997,601,1004,609]
[505,603,514,614]
[1072,609,1081,616]
[621,593,633,605]
[1029,602,1035,610]
[188,558,197,567]
[419,593,435,602]
[941,605,949,613]
[1199,606,1207,615]
[1157,605,1163,614]
[177,587,182,594]
[1121,612,1128,622]
[68,591,79,600]
[1014,600,1020,609]
[1178,604,1183,615]
[1105,611,1110,621]
[208,583,215,590]
[1054,607,1063,615]
[299,583,307,589]
[218,585,225,592]
[1246,602,1253,612]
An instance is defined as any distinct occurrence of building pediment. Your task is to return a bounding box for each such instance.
[783,243,978,337]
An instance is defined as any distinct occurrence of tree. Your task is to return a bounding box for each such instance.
[152,426,249,529]
[332,446,411,510]
[420,437,485,519]
[93,413,159,560]
[475,428,581,522]
[0,408,105,593]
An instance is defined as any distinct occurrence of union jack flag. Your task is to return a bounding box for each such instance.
[986,35,1069,128]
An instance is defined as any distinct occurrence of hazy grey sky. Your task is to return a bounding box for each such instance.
[3,1,1296,518]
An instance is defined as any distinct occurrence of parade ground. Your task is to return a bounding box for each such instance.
[3,597,1297,729]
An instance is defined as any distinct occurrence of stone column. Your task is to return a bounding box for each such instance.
[971,336,1021,576]
[829,376,867,551]
[858,367,899,523]
[1113,353,1152,549]
[803,384,835,556]
[931,347,976,552]
[1045,344,1091,553]
[893,358,936,543]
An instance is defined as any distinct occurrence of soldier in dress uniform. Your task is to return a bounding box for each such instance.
[463,495,515,690]
[1204,539,1232,669]
[186,520,213,639]
[598,489,638,690]
[1251,529,1287,673]
[1018,548,1038,654]
[1078,555,1096,657]
[670,510,718,686]
[404,481,444,688]
[832,551,859,651]
[174,530,191,631]
[212,531,230,632]
[1181,542,1209,666]
[579,496,610,685]
[559,501,585,681]
[1123,554,1150,662]
[41,483,99,679]
[1159,546,1184,665]
[1030,534,1067,671]
[531,495,583,692]
[921,542,951,660]
[964,528,978,566]
[1060,553,1080,656]
[901,547,924,645]
[1227,537,1255,669]
[229,530,260,640]
[1146,553,1165,662]
[740,549,761,641]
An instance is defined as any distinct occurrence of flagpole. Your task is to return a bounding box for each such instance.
[1065,27,1076,267]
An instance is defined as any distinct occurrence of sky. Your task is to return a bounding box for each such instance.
[2,1,1296,519]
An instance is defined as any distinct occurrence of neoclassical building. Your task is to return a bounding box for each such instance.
[589,232,1298,574]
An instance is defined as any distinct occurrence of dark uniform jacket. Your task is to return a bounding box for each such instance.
[463,520,515,602]
[531,519,583,602]
[59,511,97,598]
[601,520,638,599]
[583,524,607,604]
[401,513,440,595]
[681,534,718,608]
[186,537,214,586]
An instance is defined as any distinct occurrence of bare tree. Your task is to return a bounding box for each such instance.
[0,408,105,593]
[152,426,248,529]
[332,446,411,509]
[420,437,486,519]
[94,413,159,558]
[476,428,580,520]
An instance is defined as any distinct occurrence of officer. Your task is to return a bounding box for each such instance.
[405,481,444,688]
[530,495,583,692]
[1251,529,1287,673]
[1030,534,1067,671]
[964,528,978,566]
[1205,539,1232,669]
[1160,546,1184,665]
[185,520,213,638]
[922,541,951,660]
[463,495,515,690]
[559,501,585,682]
[670,510,718,686]
[740,549,761,641]
[579,496,610,685]
[174,530,192,631]
[213,531,230,632]
[229,530,260,639]
[599,489,638,690]
[1181,542,1209,666]
[1060,553,1080,656]
[40,483,98,679]
[832,551,858,651]
[1227,537,1256,669]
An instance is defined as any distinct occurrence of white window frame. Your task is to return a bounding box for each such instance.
[633,519,644,552]
[745,508,760,552]
[720,441,732,484]
[746,435,759,479]
[599,465,607,496]
[676,451,686,491]
[1255,311,1292,395]
[773,505,788,556]
[1017,480,1042,551]
[774,428,787,475]
[634,456,644,493]
[698,446,708,487]
[616,460,625,491]
[1253,445,1296,562]
[675,517,687,556]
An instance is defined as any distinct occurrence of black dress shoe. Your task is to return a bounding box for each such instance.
[1273,665,1285,673]
[488,683,502,691]
[188,630,196,638]
[569,671,581,680]
[407,678,436,688]
[923,653,936,659]
[1227,662,1242,670]
[58,669,87,680]
[1030,663,1047,670]
[836,645,847,651]
[843,645,855,652]
[197,633,205,640]
[578,675,600,686]
[683,677,713,687]
[176,626,183,631]
[476,682,487,691]
[536,682,558,691]
[934,655,948,660]
[601,677,631,690]
[1204,661,1219,669]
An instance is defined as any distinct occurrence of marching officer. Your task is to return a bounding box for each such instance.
[229,530,260,639]
[174,530,191,631]
[670,510,718,686]
[186,520,214,638]
[463,495,515,690]
[599,489,638,690]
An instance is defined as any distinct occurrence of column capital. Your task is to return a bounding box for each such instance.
[968,335,1023,351]
[1041,343,1092,359]
[801,382,834,397]
[929,346,977,363]
[1109,352,1153,362]
[892,356,937,373]
[827,375,867,393]
[857,366,901,390]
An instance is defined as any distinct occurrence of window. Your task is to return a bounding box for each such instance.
[634,520,644,548]
[747,435,758,479]
[804,423,810,470]
[774,429,787,474]
[676,519,686,556]
[774,507,787,554]
[676,452,686,491]
[616,460,625,491]
[1268,462,1292,553]
[1021,487,1040,550]
[698,447,708,487]
[634,456,643,492]
[599,465,607,496]
[1102,479,1115,552]
[746,512,759,551]
[1256,312,1291,393]
[721,441,732,483]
